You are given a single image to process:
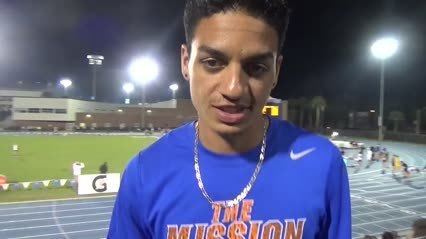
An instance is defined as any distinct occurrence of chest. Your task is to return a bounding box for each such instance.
[145,159,328,239]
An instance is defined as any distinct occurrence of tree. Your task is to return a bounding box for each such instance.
[310,96,327,131]
[388,111,405,132]
[415,107,426,134]
[295,97,308,128]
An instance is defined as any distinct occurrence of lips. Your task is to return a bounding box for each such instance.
[214,105,250,124]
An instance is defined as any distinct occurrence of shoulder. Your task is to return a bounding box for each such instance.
[140,121,194,158]
[125,121,195,174]
[271,118,338,155]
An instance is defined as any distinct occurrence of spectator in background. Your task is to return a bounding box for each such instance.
[100,162,108,174]
[72,161,85,181]
[381,151,390,174]
[407,218,426,239]
[381,231,399,239]
[401,160,410,178]
[363,236,378,239]
[392,154,401,176]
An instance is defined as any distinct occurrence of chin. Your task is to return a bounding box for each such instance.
[211,119,252,135]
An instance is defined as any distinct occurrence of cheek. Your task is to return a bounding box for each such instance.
[189,67,215,109]
[250,80,274,104]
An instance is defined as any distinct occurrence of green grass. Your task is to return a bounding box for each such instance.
[0,188,78,203]
[0,135,156,183]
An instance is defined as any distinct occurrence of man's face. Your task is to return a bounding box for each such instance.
[181,11,283,135]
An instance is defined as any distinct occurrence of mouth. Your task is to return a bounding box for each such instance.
[213,105,251,125]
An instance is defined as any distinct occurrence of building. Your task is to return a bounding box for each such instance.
[12,97,124,130]
[0,90,44,112]
[75,99,197,130]
[0,89,45,127]
[11,97,198,130]
[9,95,288,131]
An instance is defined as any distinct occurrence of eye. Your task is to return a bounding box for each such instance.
[201,58,225,71]
[245,63,269,77]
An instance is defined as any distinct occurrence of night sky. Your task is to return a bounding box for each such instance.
[0,0,425,119]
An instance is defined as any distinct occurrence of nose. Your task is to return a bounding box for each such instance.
[218,63,247,102]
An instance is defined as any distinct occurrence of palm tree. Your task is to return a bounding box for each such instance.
[295,97,307,128]
[416,107,426,134]
[310,96,327,131]
[389,111,405,132]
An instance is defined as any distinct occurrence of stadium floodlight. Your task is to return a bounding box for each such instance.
[370,37,399,141]
[128,57,159,86]
[87,55,104,101]
[128,56,160,129]
[122,82,135,104]
[60,78,72,97]
[371,38,399,60]
[122,82,134,94]
[169,83,179,99]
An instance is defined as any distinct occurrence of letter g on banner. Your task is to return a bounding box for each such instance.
[92,175,107,192]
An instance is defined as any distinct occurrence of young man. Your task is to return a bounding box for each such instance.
[108,0,351,238]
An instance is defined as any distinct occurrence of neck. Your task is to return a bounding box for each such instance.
[197,116,268,154]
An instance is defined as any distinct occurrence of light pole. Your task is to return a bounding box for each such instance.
[59,78,72,97]
[370,37,399,141]
[122,82,135,104]
[128,57,159,129]
[169,83,179,100]
[87,55,104,101]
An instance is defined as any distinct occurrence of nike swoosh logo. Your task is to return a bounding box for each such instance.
[290,148,316,160]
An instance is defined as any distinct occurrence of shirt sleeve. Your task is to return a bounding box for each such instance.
[107,154,150,238]
[326,146,352,239]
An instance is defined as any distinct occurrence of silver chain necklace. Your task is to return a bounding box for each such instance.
[194,119,268,208]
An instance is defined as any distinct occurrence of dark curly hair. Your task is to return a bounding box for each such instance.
[183,0,290,52]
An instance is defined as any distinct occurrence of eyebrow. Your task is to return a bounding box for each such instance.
[198,45,274,62]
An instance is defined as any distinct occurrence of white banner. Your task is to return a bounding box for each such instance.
[1,184,9,191]
[42,180,50,187]
[60,179,68,187]
[77,173,120,195]
[22,182,31,189]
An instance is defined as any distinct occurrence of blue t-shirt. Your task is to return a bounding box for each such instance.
[108,119,351,239]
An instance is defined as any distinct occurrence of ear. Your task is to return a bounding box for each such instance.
[272,55,283,89]
[181,44,190,81]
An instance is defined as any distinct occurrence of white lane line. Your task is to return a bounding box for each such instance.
[349,169,382,177]
[355,181,425,190]
[0,205,113,217]
[353,214,420,227]
[352,204,426,216]
[0,212,111,224]
[51,202,70,239]
[372,195,426,204]
[0,200,114,211]
[352,186,419,195]
[1,219,109,232]
[7,227,108,239]
[350,194,425,215]
[372,191,425,199]
[0,195,115,206]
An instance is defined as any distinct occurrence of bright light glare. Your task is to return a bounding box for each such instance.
[122,82,135,94]
[331,131,339,138]
[371,37,399,60]
[169,83,179,91]
[128,57,159,85]
[60,79,72,88]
